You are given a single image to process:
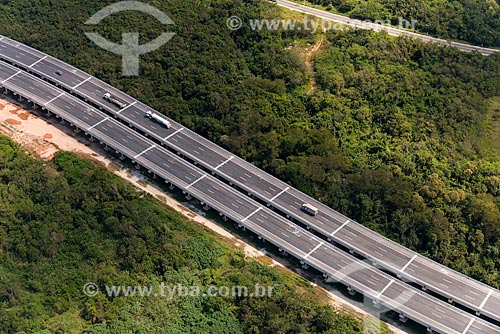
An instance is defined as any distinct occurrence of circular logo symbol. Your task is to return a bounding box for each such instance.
[83,282,99,297]
[226,16,243,31]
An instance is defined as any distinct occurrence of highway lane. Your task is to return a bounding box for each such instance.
[275,0,499,56]
[49,94,105,126]
[2,34,500,325]
[3,59,500,334]
[139,146,204,184]
[9,72,60,101]
[0,66,20,82]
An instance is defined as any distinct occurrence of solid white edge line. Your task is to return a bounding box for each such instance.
[164,127,184,141]
[214,156,234,170]
[241,207,262,223]
[43,92,65,106]
[478,289,494,310]
[133,144,156,159]
[330,219,349,236]
[185,174,206,189]
[462,318,475,334]
[117,100,137,114]
[87,116,109,131]
[0,70,21,84]
[400,254,418,272]
[270,186,290,201]
[71,76,92,90]
[304,241,324,259]
[376,279,395,299]
[28,55,47,68]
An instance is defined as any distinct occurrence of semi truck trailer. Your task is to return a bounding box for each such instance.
[145,110,172,128]
[103,92,127,109]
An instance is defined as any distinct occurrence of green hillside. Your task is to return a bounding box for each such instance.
[0,137,365,333]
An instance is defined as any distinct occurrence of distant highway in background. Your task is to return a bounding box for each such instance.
[276,0,499,56]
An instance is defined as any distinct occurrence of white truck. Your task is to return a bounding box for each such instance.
[103,92,127,109]
[145,110,171,128]
[301,203,318,216]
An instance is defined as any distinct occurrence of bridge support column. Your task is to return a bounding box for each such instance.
[398,314,408,323]
[203,204,210,211]
[422,286,427,291]
[324,276,335,283]
[185,194,192,200]
[372,300,381,308]
[347,286,356,296]
[169,184,175,190]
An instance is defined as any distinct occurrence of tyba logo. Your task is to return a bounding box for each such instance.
[85,1,175,76]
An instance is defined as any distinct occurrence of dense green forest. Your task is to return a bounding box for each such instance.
[303,0,500,48]
[1,0,500,329]
[0,137,365,333]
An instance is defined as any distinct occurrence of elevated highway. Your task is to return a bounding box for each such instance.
[1,36,500,333]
